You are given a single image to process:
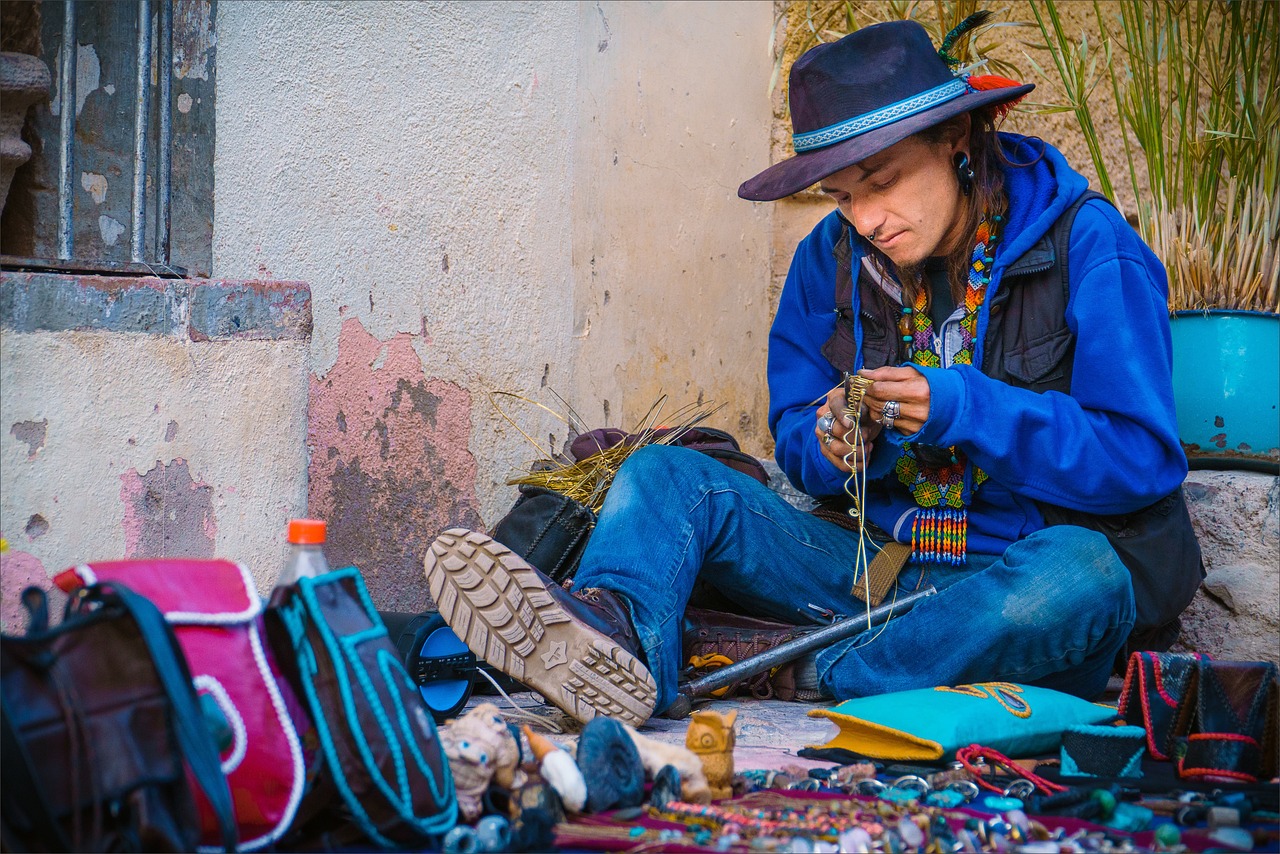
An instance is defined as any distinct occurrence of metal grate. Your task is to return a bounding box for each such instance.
[3,0,216,278]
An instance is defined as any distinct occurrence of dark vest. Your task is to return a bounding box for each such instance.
[819,193,1204,651]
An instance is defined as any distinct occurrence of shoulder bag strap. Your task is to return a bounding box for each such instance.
[1053,189,1111,304]
[97,584,240,852]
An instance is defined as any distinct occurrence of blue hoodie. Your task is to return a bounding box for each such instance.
[767,134,1188,555]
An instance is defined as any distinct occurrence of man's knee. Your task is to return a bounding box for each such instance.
[1024,524,1132,605]
[615,444,723,486]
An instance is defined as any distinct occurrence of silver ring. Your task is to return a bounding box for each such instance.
[817,413,835,434]
[823,433,834,447]
[881,400,901,419]
[891,775,930,795]
[883,414,896,431]
[856,779,886,796]
[1003,779,1036,800]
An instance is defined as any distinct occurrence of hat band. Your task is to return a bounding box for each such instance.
[792,78,970,153]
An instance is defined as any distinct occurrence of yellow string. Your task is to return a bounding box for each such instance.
[840,375,877,631]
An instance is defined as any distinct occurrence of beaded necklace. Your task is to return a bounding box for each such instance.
[893,213,1002,565]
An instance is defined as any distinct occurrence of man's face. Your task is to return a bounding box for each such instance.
[819,131,967,266]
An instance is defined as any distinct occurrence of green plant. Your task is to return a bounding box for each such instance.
[1028,0,1279,313]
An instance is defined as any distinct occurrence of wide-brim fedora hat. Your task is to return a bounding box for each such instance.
[739,20,1033,202]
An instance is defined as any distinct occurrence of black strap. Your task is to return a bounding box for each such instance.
[97,584,240,852]
[1052,189,1110,305]
[1,701,71,852]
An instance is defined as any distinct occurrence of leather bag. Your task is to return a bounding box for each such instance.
[494,425,768,582]
[55,560,307,851]
[1,583,237,852]
[1117,651,1278,783]
[267,567,456,849]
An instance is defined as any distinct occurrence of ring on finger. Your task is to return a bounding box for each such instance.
[817,413,835,434]
[823,432,834,447]
[882,400,901,420]
[883,414,896,431]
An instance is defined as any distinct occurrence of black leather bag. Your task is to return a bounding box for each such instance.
[494,426,767,584]
[492,484,598,584]
[1,584,236,853]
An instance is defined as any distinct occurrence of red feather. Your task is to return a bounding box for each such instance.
[968,74,1023,90]
[968,74,1027,120]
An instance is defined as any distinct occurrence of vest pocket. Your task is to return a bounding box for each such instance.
[1003,327,1073,387]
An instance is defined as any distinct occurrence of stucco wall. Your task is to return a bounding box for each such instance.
[212,1,776,605]
[0,325,309,628]
[569,2,775,452]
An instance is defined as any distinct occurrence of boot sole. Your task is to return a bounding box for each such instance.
[425,529,657,727]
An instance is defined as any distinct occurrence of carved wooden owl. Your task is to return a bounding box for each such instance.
[685,709,736,799]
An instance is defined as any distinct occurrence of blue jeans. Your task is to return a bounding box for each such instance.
[572,445,1135,715]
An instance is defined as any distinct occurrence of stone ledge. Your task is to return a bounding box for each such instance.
[1176,470,1279,663]
[0,271,311,341]
[760,460,1278,663]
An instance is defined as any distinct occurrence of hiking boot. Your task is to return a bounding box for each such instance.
[682,608,823,701]
[425,529,657,727]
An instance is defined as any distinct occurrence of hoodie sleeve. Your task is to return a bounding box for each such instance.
[767,215,857,498]
[905,200,1187,514]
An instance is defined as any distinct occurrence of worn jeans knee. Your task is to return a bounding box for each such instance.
[818,524,1135,701]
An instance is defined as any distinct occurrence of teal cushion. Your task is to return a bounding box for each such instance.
[808,682,1119,760]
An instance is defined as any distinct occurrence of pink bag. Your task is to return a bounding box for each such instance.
[56,559,306,851]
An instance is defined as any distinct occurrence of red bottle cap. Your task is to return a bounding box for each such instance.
[287,518,327,545]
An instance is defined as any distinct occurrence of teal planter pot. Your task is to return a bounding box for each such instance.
[1170,310,1279,471]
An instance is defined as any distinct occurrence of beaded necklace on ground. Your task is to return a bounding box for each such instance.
[892,213,1003,565]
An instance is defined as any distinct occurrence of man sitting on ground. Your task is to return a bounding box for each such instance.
[425,20,1202,727]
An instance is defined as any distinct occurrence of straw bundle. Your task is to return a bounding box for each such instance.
[490,392,725,513]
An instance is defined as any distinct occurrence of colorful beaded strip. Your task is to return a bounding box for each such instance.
[893,214,1001,565]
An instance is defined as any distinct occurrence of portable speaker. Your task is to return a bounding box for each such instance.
[379,610,478,722]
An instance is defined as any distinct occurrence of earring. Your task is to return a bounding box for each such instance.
[954,152,974,196]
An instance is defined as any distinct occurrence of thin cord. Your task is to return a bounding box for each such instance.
[473,668,565,734]
[835,375,905,651]
[840,376,877,631]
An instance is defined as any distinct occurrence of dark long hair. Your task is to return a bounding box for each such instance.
[867,111,1010,306]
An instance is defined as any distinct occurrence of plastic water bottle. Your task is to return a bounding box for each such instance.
[276,518,330,588]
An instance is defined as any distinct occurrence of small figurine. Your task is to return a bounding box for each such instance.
[438,703,521,822]
[575,716,646,812]
[622,722,712,804]
[523,725,587,813]
[685,709,737,800]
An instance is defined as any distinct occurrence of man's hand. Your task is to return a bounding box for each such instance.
[860,365,931,435]
[815,385,883,473]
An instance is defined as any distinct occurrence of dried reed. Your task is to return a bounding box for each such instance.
[771,1,1027,110]
[490,391,726,513]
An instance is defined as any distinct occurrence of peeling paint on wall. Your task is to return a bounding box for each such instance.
[99,214,125,245]
[0,547,49,633]
[10,419,47,458]
[81,171,109,204]
[308,318,483,613]
[173,0,216,80]
[49,42,100,117]
[25,515,50,540]
[119,459,218,558]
